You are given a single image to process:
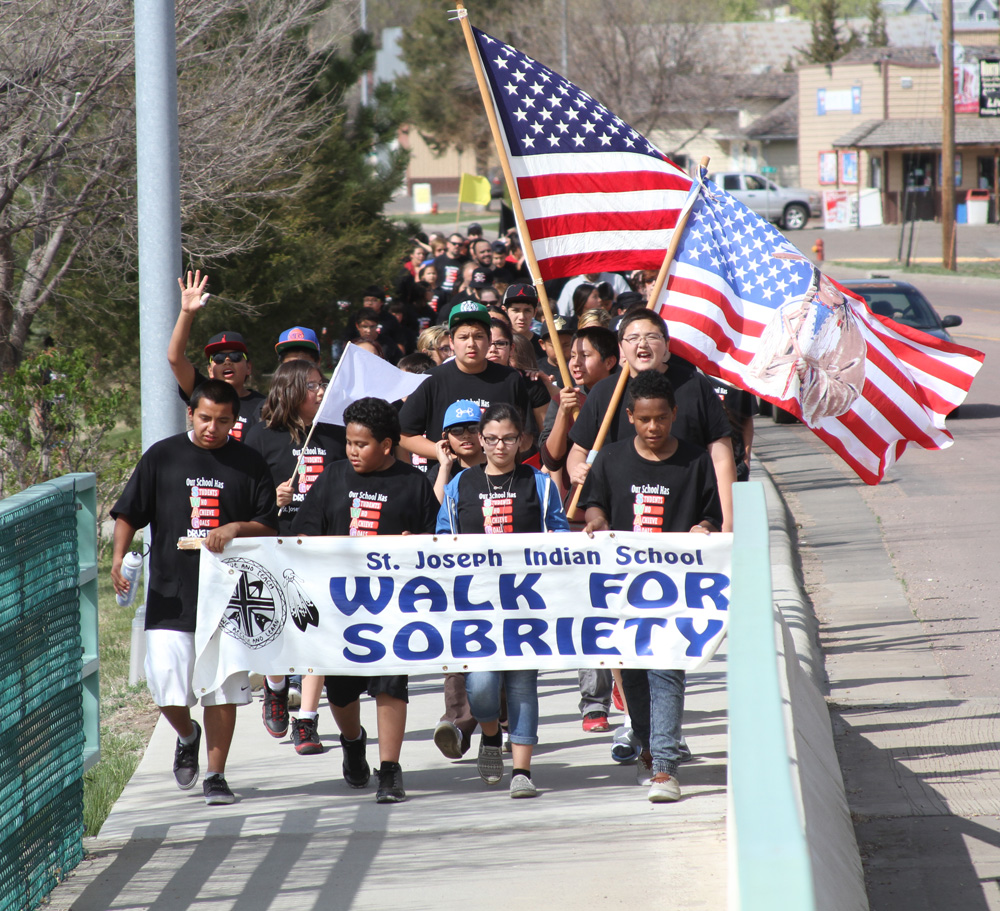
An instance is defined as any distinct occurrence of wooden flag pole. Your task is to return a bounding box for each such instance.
[454,2,575,396]
[564,157,710,520]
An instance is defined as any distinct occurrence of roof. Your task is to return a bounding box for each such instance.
[833,117,1000,147]
[743,93,799,140]
[836,45,939,65]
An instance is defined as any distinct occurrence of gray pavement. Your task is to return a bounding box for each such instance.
[48,666,729,910]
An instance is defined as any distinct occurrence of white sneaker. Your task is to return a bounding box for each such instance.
[510,773,538,798]
[648,772,681,803]
[433,721,463,759]
[635,750,653,786]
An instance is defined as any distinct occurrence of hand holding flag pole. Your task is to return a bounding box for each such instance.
[454,2,575,400]
[564,160,710,520]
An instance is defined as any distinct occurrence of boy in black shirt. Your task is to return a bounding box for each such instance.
[168,270,265,440]
[580,370,721,805]
[110,380,278,805]
[291,397,438,803]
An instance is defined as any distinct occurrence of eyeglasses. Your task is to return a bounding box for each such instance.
[210,351,246,364]
[621,333,665,346]
[306,381,328,392]
[446,424,479,437]
[481,434,520,447]
[488,340,511,349]
[436,345,453,356]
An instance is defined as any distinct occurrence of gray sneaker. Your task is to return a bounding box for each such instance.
[611,725,641,764]
[648,772,681,803]
[477,739,504,785]
[203,773,235,805]
[509,773,538,799]
[173,720,201,790]
[433,720,463,759]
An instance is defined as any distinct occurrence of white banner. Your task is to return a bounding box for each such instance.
[193,532,732,694]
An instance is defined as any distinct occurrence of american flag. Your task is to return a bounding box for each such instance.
[659,173,985,483]
[471,27,692,279]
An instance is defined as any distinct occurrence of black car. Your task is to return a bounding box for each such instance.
[840,278,963,342]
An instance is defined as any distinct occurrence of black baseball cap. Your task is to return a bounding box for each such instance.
[502,283,538,307]
[204,331,249,358]
[539,315,577,340]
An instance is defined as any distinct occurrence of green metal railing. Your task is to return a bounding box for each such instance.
[0,473,98,911]
[729,482,815,910]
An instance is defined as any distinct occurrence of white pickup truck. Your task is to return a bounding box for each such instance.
[708,172,821,230]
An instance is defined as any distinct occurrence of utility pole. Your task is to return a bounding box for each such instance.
[941,0,957,270]
[134,0,185,451]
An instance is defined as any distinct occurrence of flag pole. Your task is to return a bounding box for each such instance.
[456,174,463,231]
[454,2,575,396]
[564,157,710,520]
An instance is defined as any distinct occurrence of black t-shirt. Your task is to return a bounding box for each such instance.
[425,458,472,488]
[110,433,278,632]
[291,459,438,537]
[452,464,541,534]
[710,379,758,479]
[568,357,731,453]
[579,437,722,533]
[398,360,530,444]
[177,368,265,442]
[525,372,551,410]
[244,422,347,533]
[433,254,467,292]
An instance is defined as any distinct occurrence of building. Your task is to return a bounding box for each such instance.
[798,45,1000,222]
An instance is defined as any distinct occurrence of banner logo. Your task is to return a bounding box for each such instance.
[220,558,287,648]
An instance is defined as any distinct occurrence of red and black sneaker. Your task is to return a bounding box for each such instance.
[582,711,611,733]
[611,679,625,712]
[292,716,324,755]
[262,681,289,738]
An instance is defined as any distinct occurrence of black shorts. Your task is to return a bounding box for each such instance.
[324,675,409,707]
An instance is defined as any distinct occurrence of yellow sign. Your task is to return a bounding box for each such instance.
[458,172,492,206]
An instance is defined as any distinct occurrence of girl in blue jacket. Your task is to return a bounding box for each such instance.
[434,402,569,798]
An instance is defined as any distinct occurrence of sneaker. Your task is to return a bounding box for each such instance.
[287,676,302,710]
[635,749,654,786]
[203,773,236,805]
[433,720,463,759]
[611,725,641,764]
[262,681,289,738]
[648,771,681,803]
[375,762,406,803]
[292,716,324,755]
[477,739,504,785]
[173,720,201,790]
[341,728,370,788]
[509,773,538,798]
[611,679,625,712]
[582,711,610,733]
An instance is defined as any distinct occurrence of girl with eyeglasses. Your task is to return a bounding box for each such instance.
[435,402,568,798]
[244,359,346,755]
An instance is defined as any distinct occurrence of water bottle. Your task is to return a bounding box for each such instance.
[116,551,143,607]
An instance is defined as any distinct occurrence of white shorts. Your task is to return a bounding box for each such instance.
[144,630,252,708]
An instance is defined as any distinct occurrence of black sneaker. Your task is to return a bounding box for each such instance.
[262,681,289,738]
[375,761,406,803]
[340,727,370,787]
[173,720,201,790]
[292,716,324,755]
[203,774,235,805]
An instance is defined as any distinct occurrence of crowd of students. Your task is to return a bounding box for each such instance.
[109,230,756,809]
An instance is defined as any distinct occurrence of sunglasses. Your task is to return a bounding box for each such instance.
[210,351,246,364]
[446,423,479,437]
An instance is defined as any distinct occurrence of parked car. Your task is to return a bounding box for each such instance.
[709,171,821,230]
[758,278,964,423]
[839,279,963,343]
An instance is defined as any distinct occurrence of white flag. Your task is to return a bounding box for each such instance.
[314,343,429,426]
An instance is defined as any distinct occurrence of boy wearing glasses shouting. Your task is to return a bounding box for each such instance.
[168,270,265,440]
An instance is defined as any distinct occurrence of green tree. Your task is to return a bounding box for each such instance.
[866,0,889,47]
[800,0,860,64]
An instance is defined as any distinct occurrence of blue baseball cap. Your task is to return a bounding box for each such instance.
[275,326,320,356]
[442,399,482,430]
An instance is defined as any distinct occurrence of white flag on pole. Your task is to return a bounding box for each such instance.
[314,343,429,426]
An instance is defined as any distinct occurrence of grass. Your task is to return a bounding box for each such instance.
[413,211,501,228]
[82,553,158,837]
[831,259,1000,280]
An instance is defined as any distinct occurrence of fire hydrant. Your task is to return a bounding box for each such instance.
[431,202,438,214]
[812,237,824,263]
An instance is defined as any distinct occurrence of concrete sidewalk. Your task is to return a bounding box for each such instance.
[48,666,729,910]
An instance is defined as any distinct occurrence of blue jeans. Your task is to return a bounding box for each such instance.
[621,668,686,776]
[466,670,539,745]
